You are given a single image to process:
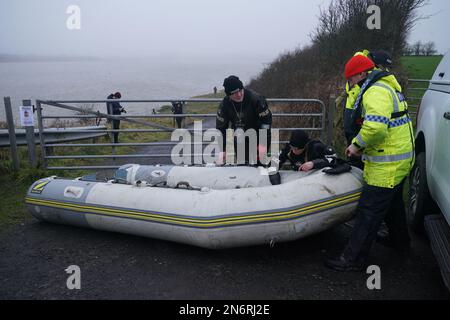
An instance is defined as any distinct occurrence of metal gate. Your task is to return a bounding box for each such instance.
[29,98,331,171]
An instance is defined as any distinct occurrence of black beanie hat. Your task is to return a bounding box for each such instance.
[289,130,310,149]
[223,75,244,95]
[369,49,392,68]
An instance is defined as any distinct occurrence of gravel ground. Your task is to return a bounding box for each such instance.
[0,217,449,300]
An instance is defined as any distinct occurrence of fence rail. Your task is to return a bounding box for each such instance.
[0,126,107,147]
[405,79,430,111]
[34,98,331,171]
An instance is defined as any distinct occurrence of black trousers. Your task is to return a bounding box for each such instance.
[112,119,120,143]
[343,179,410,262]
[175,117,183,129]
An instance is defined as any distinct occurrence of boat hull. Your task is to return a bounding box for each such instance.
[25,166,363,249]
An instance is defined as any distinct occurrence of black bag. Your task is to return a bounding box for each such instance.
[322,158,352,175]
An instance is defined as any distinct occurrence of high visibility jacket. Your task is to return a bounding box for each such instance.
[345,82,360,110]
[352,74,414,188]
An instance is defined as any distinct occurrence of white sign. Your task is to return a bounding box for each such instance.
[19,106,34,127]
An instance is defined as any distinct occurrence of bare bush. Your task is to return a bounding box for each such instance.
[76,103,98,126]
[249,0,428,148]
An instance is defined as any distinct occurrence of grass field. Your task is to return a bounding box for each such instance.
[400,55,443,113]
[401,55,443,79]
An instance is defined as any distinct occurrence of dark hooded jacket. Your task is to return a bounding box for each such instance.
[106,94,124,115]
[216,89,272,150]
[279,139,336,171]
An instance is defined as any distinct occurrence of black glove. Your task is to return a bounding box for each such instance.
[121,108,127,114]
[269,172,281,185]
[322,163,352,175]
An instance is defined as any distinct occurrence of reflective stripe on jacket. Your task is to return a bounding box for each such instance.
[352,75,414,188]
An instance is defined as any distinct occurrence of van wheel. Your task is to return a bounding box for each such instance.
[407,152,439,232]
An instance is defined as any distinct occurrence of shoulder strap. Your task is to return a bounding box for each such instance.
[371,82,409,118]
[352,70,391,111]
[350,71,392,125]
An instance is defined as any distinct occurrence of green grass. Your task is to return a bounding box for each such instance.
[0,166,51,231]
[400,55,444,114]
[0,175,30,230]
[401,55,443,80]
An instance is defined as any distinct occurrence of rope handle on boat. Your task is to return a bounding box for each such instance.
[175,181,201,191]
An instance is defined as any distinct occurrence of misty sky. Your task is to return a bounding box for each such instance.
[0,0,449,62]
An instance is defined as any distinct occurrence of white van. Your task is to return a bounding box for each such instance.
[408,52,450,290]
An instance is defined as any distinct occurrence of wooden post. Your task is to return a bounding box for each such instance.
[4,97,20,171]
[23,99,37,168]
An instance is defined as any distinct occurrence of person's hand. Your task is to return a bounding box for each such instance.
[346,144,362,157]
[299,161,314,172]
[121,108,127,114]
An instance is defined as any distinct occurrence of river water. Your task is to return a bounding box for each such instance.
[0,56,267,124]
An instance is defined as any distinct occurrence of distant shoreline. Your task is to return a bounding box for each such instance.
[0,54,99,63]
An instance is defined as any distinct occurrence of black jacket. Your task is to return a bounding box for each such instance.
[279,139,335,171]
[216,89,272,150]
[106,94,124,115]
[171,102,184,114]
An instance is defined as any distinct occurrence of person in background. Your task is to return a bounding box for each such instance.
[106,91,126,143]
[171,101,185,129]
[368,49,393,72]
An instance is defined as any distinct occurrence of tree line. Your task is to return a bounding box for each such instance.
[403,41,438,56]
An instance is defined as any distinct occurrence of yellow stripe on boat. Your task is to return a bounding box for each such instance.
[25,191,361,228]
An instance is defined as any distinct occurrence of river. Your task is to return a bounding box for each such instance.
[0,55,268,124]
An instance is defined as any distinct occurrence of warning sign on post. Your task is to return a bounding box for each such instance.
[19,106,34,127]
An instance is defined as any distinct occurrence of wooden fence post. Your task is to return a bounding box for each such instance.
[4,97,20,171]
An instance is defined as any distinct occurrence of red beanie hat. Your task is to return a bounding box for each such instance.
[345,55,375,79]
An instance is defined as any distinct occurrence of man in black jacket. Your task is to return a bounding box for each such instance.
[216,75,272,165]
[279,130,335,171]
[106,92,126,143]
[171,101,185,129]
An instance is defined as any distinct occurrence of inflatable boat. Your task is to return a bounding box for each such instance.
[25,164,363,249]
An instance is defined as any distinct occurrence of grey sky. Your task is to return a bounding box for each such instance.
[0,0,449,62]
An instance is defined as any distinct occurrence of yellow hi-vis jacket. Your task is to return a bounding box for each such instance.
[345,82,360,110]
[352,74,414,188]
